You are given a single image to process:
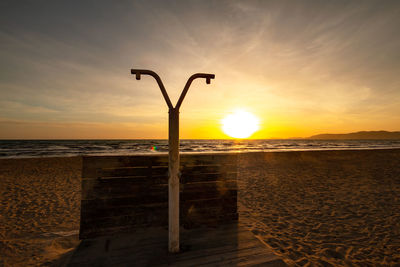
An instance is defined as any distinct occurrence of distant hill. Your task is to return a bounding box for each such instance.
[308,131,400,140]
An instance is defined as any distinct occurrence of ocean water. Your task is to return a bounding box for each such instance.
[1,139,400,158]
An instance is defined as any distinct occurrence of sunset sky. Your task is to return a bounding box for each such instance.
[1,0,399,139]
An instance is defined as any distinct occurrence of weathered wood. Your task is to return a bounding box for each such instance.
[81,197,237,220]
[181,171,237,183]
[82,155,168,179]
[95,164,236,180]
[80,210,168,229]
[80,213,240,239]
[80,209,238,234]
[82,153,237,179]
[169,108,180,252]
[83,180,236,199]
[81,70,220,254]
[69,224,287,266]
[82,179,167,200]
[181,214,239,229]
[182,164,235,174]
[81,196,236,218]
[81,195,169,209]
[81,202,168,218]
[181,153,238,164]
[82,181,237,201]
[84,170,236,183]
[99,166,168,179]
[182,190,237,202]
[80,154,238,239]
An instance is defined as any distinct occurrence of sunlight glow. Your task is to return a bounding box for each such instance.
[221,110,260,138]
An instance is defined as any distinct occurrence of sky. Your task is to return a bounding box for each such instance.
[1,0,400,139]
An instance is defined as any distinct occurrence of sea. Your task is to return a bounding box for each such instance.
[1,139,400,158]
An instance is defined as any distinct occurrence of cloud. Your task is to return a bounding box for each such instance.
[0,0,399,138]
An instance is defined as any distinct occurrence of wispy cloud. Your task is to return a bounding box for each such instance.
[1,0,399,138]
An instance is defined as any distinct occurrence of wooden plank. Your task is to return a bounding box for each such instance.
[80,212,238,239]
[182,197,237,209]
[98,165,236,178]
[84,166,236,181]
[82,176,167,191]
[180,154,238,165]
[182,180,237,190]
[203,251,284,267]
[80,210,168,231]
[168,227,281,266]
[181,180,237,201]
[82,154,237,179]
[179,228,253,250]
[181,171,237,183]
[73,224,287,266]
[94,171,237,183]
[106,225,250,256]
[172,246,269,266]
[81,197,236,220]
[81,192,237,227]
[239,256,287,266]
[111,239,261,265]
[82,178,236,200]
[99,166,168,179]
[80,154,239,239]
[81,202,168,218]
[169,238,260,261]
[82,155,169,179]
[79,223,166,240]
[82,181,168,200]
[79,207,237,227]
[83,178,236,193]
[181,199,238,223]
[84,171,237,184]
[80,212,168,230]
[181,188,237,201]
[81,194,168,210]
[181,212,238,226]
[80,204,236,230]
[79,223,165,240]
[82,177,167,192]
[181,164,235,174]
[181,205,237,218]
[181,216,239,229]
[80,207,237,239]
[81,201,237,223]
[109,241,262,266]
[104,224,249,252]
[81,196,237,217]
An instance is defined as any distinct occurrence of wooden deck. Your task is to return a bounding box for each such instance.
[74,154,286,266]
[67,223,287,266]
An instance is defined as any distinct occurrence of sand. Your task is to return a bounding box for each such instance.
[0,150,399,266]
[238,150,400,266]
[0,157,81,266]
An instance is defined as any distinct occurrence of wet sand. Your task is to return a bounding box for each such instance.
[1,149,400,266]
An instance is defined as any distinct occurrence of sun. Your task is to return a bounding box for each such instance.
[221,110,260,138]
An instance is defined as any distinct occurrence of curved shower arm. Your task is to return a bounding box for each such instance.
[131,69,173,109]
[175,73,215,109]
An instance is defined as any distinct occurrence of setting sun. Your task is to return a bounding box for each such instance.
[221,110,260,138]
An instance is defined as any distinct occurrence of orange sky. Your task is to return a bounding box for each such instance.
[1,1,400,139]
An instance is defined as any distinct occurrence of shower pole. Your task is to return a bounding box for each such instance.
[130,69,215,252]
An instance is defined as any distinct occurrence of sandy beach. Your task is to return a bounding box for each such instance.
[1,149,400,266]
[238,149,400,266]
[0,157,81,266]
